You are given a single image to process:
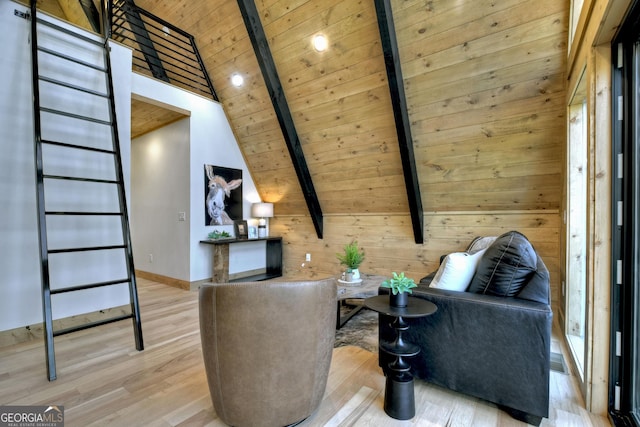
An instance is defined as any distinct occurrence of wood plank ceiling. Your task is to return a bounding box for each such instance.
[133,0,413,221]
[130,0,566,221]
[130,98,189,139]
[40,0,567,238]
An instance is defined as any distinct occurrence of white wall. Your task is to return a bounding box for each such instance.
[0,3,132,331]
[130,75,262,281]
[0,2,40,331]
[131,118,191,281]
[0,2,261,332]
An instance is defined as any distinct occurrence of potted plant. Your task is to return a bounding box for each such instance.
[208,230,231,240]
[336,240,365,281]
[381,272,417,308]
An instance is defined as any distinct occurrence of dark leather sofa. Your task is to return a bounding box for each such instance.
[378,231,553,426]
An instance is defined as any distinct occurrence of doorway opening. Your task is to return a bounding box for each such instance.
[130,96,191,284]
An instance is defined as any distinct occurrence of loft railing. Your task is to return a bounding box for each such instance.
[107,0,218,101]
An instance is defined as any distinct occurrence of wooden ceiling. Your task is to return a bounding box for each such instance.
[132,0,409,218]
[130,0,567,217]
[130,97,188,139]
[36,0,568,222]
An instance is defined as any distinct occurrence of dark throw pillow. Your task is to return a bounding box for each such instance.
[467,231,537,297]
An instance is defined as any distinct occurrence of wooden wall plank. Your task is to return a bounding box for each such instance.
[108,0,567,313]
[274,211,561,315]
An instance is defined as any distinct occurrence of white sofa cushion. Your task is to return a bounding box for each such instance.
[429,249,487,291]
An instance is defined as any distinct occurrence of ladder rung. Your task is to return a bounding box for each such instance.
[40,107,111,126]
[42,139,115,155]
[43,174,119,185]
[36,17,104,47]
[51,278,131,295]
[53,314,134,337]
[48,244,126,254]
[37,46,106,72]
[45,211,123,216]
[39,75,109,99]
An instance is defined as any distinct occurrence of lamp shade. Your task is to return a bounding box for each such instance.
[251,202,274,218]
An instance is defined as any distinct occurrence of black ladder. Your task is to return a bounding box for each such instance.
[28,1,143,381]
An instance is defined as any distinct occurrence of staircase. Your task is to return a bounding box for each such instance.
[28,0,143,381]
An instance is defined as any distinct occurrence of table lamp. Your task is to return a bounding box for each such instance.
[251,202,273,238]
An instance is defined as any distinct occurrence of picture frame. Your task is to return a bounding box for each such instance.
[204,164,243,226]
[248,226,258,239]
[234,220,248,239]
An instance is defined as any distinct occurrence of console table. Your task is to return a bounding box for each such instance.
[364,295,437,420]
[200,237,282,282]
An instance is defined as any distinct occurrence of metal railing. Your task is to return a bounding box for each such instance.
[108,0,218,101]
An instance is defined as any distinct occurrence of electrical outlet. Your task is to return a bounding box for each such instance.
[178,211,186,222]
[305,253,311,262]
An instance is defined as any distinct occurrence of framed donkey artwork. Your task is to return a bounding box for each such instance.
[204,164,243,226]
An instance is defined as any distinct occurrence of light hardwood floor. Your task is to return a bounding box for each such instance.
[0,278,611,426]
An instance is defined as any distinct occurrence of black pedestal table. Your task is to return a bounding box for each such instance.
[364,295,437,420]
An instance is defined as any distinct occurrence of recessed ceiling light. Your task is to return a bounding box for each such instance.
[231,73,244,87]
[312,34,328,52]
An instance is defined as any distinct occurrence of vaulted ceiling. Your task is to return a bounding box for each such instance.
[130,0,567,219]
[133,0,413,219]
[33,0,568,237]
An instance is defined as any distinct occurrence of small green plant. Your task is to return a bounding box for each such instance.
[336,241,365,269]
[381,272,417,295]
[208,230,231,239]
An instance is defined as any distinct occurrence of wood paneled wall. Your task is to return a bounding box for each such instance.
[249,0,567,311]
[36,0,569,310]
[401,0,567,212]
[276,211,560,310]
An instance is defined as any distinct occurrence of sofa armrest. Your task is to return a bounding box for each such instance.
[411,284,552,312]
[418,270,437,284]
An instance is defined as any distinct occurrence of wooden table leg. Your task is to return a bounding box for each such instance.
[212,243,230,283]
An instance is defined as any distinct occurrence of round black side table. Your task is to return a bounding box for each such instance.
[364,295,437,420]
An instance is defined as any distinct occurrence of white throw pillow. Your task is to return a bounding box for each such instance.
[429,249,487,291]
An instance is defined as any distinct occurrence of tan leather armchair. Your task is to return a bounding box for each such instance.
[199,279,337,427]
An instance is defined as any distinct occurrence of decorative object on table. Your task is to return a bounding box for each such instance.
[204,165,242,226]
[251,202,274,238]
[234,219,248,239]
[381,272,417,308]
[338,270,363,286]
[248,225,258,239]
[345,269,354,282]
[207,230,232,240]
[336,240,365,281]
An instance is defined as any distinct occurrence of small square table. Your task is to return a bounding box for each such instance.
[335,274,387,329]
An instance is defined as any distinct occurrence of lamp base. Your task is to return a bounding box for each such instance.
[258,225,267,238]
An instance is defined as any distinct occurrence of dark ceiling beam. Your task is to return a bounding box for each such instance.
[237,0,323,238]
[121,0,169,82]
[374,0,424,244]
[78,0,100,33]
